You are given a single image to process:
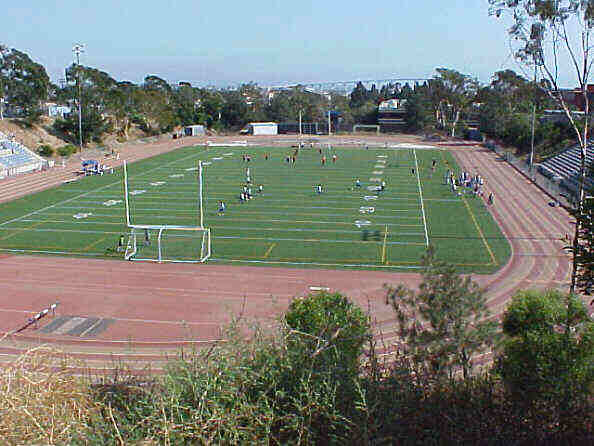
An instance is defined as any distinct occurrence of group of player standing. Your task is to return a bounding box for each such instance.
[445,169,494,205]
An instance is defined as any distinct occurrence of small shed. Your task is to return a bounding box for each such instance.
[241,122,278,136]
[184,125,206,136]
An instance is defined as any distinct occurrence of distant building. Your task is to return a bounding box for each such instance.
[561,85,594,111]
[184,125,206,136]
[45,103,71,119]
[240,122,278,136]
[378,99,407,132]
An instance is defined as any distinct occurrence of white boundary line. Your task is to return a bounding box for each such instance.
[210,258,422,269]
[413,149,429,247]
[0,151,203,228]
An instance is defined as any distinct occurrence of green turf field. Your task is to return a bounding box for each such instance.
[0,144,510,272]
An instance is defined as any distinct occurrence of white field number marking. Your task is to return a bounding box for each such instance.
[73,213,93,219]
[185,167,199,171]
[169,174,184,178]
[202,162,212,166]
[355,220,372,228]
[363,196,378,201]
[223,152,234,156]
[369,177,381,182]
[367,185,381,191]
[212,157,223,161]
[373,170,383,175]
[359,206,375,214]
[377,155,387,158]
[103,199,122,207]
[130,190,146,196]
[150,181,166,186]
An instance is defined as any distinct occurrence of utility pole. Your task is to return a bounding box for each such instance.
[73,43,85,153]
[328,110,331,136]
[299,109,302,136]
[529,61,537,178]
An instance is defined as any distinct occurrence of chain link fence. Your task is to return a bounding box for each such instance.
[484,141,576,208]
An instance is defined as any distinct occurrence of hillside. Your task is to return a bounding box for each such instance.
[0,118,69,151]
[0,117,158,157]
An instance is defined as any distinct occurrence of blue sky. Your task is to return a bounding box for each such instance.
[2,0,555,86]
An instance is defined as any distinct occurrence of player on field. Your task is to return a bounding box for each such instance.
[355,178,361,188]
[117,234,125,252]
[144,229,151,246]
[316,184,323,194]
[218,201,226,215]
[332,154,337,163]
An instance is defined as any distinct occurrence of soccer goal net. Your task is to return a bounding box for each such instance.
[122,160,211,263]
[125,226,211,263]
[353,124,380,135]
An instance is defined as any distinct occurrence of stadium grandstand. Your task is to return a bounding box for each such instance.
[537,143,594,193]
[377,99,407,132]
[0,131,46,179]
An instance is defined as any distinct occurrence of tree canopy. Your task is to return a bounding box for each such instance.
[385,248,498,379]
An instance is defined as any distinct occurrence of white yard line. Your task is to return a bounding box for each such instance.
[8,217,425,230]
[413,149,429,247]
[0,151,203,228]
[0,223,426,238]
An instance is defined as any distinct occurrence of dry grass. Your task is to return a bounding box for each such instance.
[0,346,97,445]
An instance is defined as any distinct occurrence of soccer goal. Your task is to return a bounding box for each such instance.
[122,160,211,263]
[353,124,380,135]
[124,225,211,263]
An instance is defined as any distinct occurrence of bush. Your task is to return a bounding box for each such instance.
[82,323,360,445]
[57,144,77,157]
[37,144,54,157]
[285,291,371,380]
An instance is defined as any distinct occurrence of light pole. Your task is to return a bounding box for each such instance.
[529,61,537,178]
[72,43,85,152]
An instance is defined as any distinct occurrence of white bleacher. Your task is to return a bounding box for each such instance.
[0,131,46,178]
[538,143,594,192]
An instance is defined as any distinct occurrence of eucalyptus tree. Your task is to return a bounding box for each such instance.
[434,68,479,137]
[489,0,594,294]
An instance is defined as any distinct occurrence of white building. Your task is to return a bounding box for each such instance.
[240,122,278,136]
[45,103,72,118]
[184,125,206,136]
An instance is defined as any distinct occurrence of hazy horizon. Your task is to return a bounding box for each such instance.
[2,0,580,88]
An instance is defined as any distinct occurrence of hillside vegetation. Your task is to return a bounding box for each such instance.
[1,275,591,445]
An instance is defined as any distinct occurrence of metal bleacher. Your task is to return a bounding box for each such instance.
[0,131,45,178]
[537,143,594,193]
